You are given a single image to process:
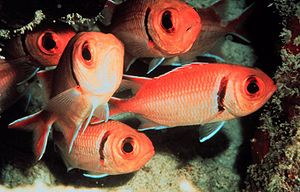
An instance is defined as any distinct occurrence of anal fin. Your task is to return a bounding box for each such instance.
[147,57,166,74]
[83,172,109,179]
[198,121,225,142]
[197,53,225,63]
[137,116,169,131]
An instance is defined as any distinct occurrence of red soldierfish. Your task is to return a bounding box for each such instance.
[109,63,277,140]
[148,1,254,72]
[9,32,124,160]
[0,59,38,114]
[109,0,201,70]
[54,120,154,178]
[5,24,76,67]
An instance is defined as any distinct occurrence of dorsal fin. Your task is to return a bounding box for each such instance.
[156,63,210,79]
[198,0,226,23]
[226,3,255,30]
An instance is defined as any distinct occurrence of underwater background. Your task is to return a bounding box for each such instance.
[0,0,299,191]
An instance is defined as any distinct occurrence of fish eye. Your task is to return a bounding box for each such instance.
[121,137,134,154]
[245,77,260,95]
[81,43,92,61]
[161,10,174,33]
[41,32,57,51]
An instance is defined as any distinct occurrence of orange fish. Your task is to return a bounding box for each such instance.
[108,0,201,71]
[147,1,253,73]
[54,120,154,178]
[5,24,76,67]
[9,32,124,160]
[0,58,38,114]
[109,63,277,141]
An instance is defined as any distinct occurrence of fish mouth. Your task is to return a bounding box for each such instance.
[267,83,277,98]
[140,150,155,165]
[91,45,123,95]
[102,47,122,88]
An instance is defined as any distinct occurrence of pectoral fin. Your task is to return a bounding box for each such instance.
[198,121,225,142]
[46,87,92,153]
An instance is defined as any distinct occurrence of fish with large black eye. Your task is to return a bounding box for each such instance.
[9,32,124,161]
[4,23,76,67]
[53,120,154,178]
[107,63,277,142]
[147,0,254,73]
[107,0,201,71]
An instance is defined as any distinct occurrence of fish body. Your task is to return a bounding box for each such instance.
[0,59,37,114]
[109,0,201,68]
[110,63,277,128]
[177,2,252,62]
[54,120,154,175]
[5,24,76,67]
[9,32,124,160]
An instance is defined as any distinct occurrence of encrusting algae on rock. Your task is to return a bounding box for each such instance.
[245,1,300,191]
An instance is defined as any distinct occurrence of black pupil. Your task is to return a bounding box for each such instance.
[82,46,91,61]
[123,142,133,153]
[42,33,56,51]
[247,81,259,94]
[162,11,173,32]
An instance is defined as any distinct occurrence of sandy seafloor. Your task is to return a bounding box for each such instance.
[0,0,289,191]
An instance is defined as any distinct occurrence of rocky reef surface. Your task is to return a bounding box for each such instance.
[0,0,298,191]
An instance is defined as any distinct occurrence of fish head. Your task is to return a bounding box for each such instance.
[225,67,277,116]
[147,0,201,55]
[99,122,154,174]
[72,32,124,96]
[25,25,76,66]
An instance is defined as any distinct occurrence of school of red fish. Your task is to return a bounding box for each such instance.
[1,0,277,178]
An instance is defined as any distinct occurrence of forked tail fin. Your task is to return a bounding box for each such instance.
[8,110,55,161]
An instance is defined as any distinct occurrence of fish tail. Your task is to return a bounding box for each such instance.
[225,3,255,44]
[8,111,55,161]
